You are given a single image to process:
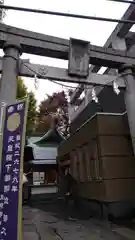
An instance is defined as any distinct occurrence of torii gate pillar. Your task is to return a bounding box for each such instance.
[0,40,21,104]
[119,64,135,155]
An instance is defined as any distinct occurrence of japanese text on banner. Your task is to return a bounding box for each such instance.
[0,101,27,240]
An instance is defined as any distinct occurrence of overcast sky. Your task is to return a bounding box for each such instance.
[2,0,131,104]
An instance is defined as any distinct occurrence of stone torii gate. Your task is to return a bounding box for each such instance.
[0,10,135,156]
[70,3,135,105]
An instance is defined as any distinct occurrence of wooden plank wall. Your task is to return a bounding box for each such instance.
[58,113,135,202]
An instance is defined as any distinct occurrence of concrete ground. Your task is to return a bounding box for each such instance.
[23,199,135,240]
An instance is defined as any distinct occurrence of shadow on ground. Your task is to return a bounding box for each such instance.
[26,197,92,222]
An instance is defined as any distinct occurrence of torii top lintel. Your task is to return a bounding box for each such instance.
[0,23,135,69]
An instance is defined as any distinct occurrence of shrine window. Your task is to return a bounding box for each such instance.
[83,144,92,182]
[33,172,45,185]
[82,145,90,182]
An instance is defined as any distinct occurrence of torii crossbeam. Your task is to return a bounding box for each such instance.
[0,3,135,156]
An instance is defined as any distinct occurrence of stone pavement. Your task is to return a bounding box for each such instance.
[22,202,135,240]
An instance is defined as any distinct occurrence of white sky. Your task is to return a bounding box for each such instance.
[2,0,131,104]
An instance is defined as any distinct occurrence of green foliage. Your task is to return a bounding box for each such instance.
[16,77,27,100]
[16,77,37,135]
[26,92,37,135]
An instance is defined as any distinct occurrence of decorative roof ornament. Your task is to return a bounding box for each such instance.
[91,87,98,103]
[113,80,120,95]
[34,74,39,90]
